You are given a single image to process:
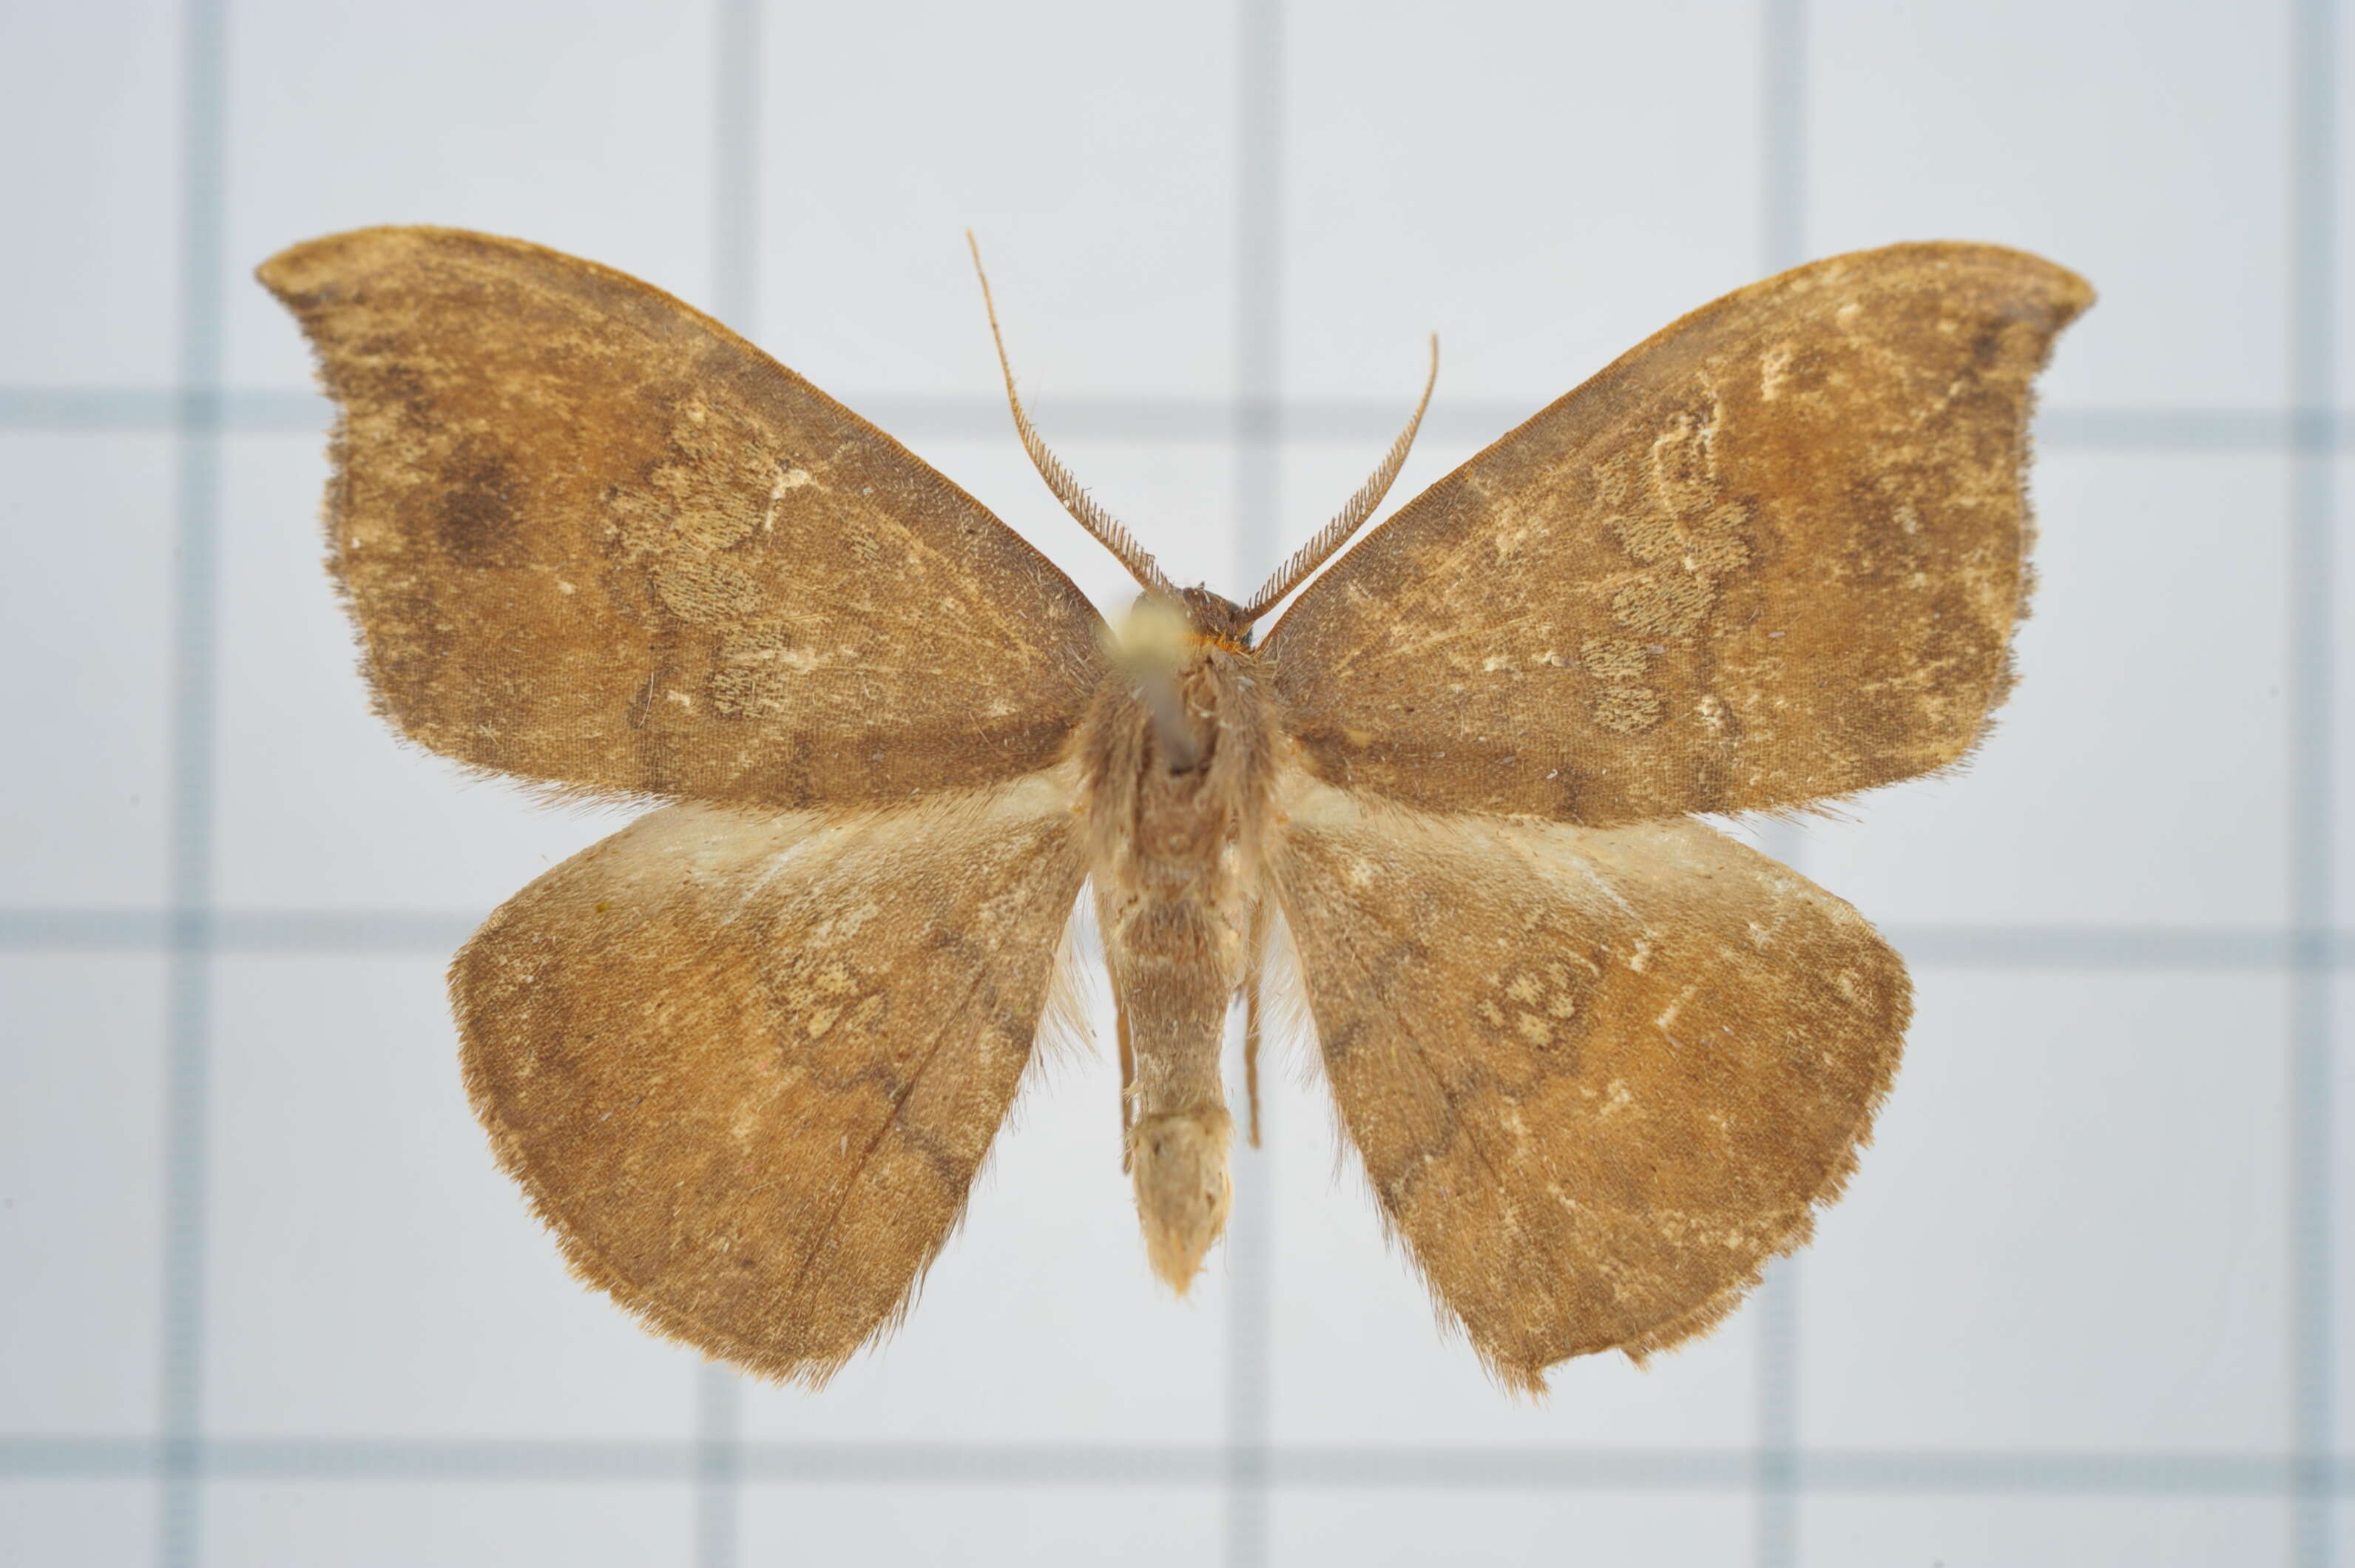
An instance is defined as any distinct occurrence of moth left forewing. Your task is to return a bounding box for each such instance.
[451,763,1087,1385]
[1267,770,1908,1391]
[260,227,1106,812]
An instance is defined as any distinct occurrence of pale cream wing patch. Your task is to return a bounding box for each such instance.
[260,226,1105,809]
[1268,771,1909,1390]
[451,766,1087,1385]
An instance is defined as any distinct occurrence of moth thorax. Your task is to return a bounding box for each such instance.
[1112,590,1254,669]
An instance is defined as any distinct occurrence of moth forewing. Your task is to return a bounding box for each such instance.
[257,226,1106,813]
[1266,242,2094,828]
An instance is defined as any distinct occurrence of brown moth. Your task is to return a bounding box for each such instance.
[257,228,2090,1391]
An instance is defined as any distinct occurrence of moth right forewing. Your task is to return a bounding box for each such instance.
[451,765,1089,1385]
[260,226,1106,811]
[1268,771,1908,1390]
[1267,243,2092,826]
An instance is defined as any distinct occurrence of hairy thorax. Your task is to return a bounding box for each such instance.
[1077,592,1281,1289]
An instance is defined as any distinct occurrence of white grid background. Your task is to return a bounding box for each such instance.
[0,1,2346,1563]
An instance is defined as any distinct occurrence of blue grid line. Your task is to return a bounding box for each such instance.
[692,1368,741,1568]
[158,2,228,1565]
[692,4,763,1564]
[1754,2,1808,1564]
[0,910,481,951]
[7,1436,2351,1494]
[2,909,2348,971]
[1225,4,1283,1566]
[2286,1,2340,1564]
[1760,0,1808,281]
[4,384,2348,453]
[710,0,762,341]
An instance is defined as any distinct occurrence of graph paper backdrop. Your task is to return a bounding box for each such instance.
[0,1,2344,1564]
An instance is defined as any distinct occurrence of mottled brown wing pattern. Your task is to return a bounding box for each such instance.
[257,226,2088,1390]
[1268,771,1909,1390]
[259,226,1104,809]
[451,766,1087,1385]
[1269,243,2093,825]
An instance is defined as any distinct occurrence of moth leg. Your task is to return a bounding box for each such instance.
[1242,899,1268,1149]
[1115,989,1136,1173]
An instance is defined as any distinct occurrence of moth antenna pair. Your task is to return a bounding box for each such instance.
[967,232,1437,620]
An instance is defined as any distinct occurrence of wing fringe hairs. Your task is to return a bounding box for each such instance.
[1035,893,1106,1071]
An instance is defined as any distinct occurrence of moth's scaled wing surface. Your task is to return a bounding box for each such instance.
[453,771,1089,1384]
[260,227,1109,1379]
[1268,775,1908,1391]
[1267,243,2095,827]
[257,226,1106,810]
[1260,243,2088,1385]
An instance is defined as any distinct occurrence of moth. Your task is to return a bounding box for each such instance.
[259,228,2089,1390]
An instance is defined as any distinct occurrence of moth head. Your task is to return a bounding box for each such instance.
[968,232,1439,632]
[1108,588,1251,674]
[1177,586,1254,652]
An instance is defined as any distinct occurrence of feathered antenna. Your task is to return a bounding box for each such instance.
[967,233,1179,602]
[1240,335,1439,623]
